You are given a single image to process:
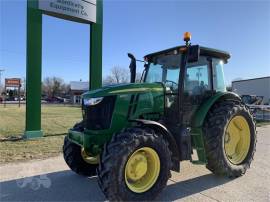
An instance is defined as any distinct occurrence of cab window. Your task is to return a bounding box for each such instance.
[185,56,211,95]
[145,53,181,91]
[145,64,163,83]
[212,58,226,92]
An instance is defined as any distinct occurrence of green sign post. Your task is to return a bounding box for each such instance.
[25,0,103,138]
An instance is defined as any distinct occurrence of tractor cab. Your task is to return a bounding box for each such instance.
[142,35,230,126]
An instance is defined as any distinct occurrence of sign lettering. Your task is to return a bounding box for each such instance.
[38,0,96,23]
[5,78,21,87]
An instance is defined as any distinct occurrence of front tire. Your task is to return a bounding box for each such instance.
[63,136,98,176]
[203,100,256,177]
[97,127,172,201]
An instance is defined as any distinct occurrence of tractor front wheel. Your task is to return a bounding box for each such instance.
[63,136,98,176]
[97,127,172,201]
[203,101,256,177]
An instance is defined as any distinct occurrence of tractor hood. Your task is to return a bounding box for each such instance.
[82,82,164,98]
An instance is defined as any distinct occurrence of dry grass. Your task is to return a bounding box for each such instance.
[0,104,82,164]
[0,136,65,164]
[0,104,82,138]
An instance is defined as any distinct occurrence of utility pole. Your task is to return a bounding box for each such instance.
[0,69,5,92]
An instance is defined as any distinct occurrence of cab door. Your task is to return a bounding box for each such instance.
[163,67,180,125]
[181,56,213,125]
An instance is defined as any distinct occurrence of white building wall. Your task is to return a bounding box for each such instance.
[232,77,270,104]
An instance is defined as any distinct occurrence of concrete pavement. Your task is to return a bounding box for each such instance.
[0,125,269,201]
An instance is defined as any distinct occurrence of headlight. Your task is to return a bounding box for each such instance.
[83,97,104,106]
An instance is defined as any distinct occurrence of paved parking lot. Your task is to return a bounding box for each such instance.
[0,125,269,201]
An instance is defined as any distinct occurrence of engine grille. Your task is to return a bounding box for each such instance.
[83,96,116,130]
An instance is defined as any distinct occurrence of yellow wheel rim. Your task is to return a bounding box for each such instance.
[125,147,160,193]
[81,148,99,164]
[224,115,251,165]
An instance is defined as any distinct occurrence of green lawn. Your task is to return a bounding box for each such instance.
[0,105,82,138]
[0,105,82,164]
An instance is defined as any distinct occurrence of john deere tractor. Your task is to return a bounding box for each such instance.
[63,33,256,201]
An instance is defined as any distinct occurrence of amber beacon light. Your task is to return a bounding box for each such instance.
[183,32,191,42]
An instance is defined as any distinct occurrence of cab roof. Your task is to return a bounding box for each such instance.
[144,45,231,63]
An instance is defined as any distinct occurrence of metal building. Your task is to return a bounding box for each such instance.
[70,81,89,104]
[232,76,270,104]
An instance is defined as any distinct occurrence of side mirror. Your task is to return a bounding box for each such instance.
[187,45,200,63]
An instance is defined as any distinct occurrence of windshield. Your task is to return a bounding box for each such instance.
[144,54,181,91]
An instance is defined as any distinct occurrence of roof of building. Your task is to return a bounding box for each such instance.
[70,81,89,91]
[232,76,270,83]
[144,45,230,63]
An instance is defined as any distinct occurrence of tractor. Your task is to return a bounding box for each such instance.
[63,32,256,201]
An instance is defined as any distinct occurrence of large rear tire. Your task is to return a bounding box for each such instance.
[97,127,172,201]
[63,136,98,176]
[203,100,256,177]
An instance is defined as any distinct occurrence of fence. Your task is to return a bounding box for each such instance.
[248,105,270,121]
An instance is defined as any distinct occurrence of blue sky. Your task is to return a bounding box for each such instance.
[1,0,270,85]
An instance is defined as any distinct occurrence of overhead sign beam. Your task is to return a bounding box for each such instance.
[25,0,102,139]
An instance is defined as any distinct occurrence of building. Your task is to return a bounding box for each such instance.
[70,81,89,104]
[232,76,270,104]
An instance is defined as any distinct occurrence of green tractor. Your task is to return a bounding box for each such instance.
[63,33,256,201]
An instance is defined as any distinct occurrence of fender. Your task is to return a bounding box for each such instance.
[188,92,242,164]
[130,119,180,172]
[192,91,242,128]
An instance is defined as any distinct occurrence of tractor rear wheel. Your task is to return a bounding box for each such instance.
[97,127,172,201]
[203,101,256,177]
[63,136,98,176]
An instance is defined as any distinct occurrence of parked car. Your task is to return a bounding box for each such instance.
[44,96,64,103]
[5,97,15,101]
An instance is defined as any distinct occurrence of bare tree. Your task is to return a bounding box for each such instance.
[61,83,71,95]
[103,66,129,85]
[136,72,142,83]
[42,77,65,97]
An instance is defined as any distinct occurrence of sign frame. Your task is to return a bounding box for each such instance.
[25,0,102,138]
[5,78,21,88]
[4,78,22,107]
[38,0,97,23]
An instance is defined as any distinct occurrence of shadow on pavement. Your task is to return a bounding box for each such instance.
[0,170,105,201]
[0,171,231,201]
[159,173,231,201]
